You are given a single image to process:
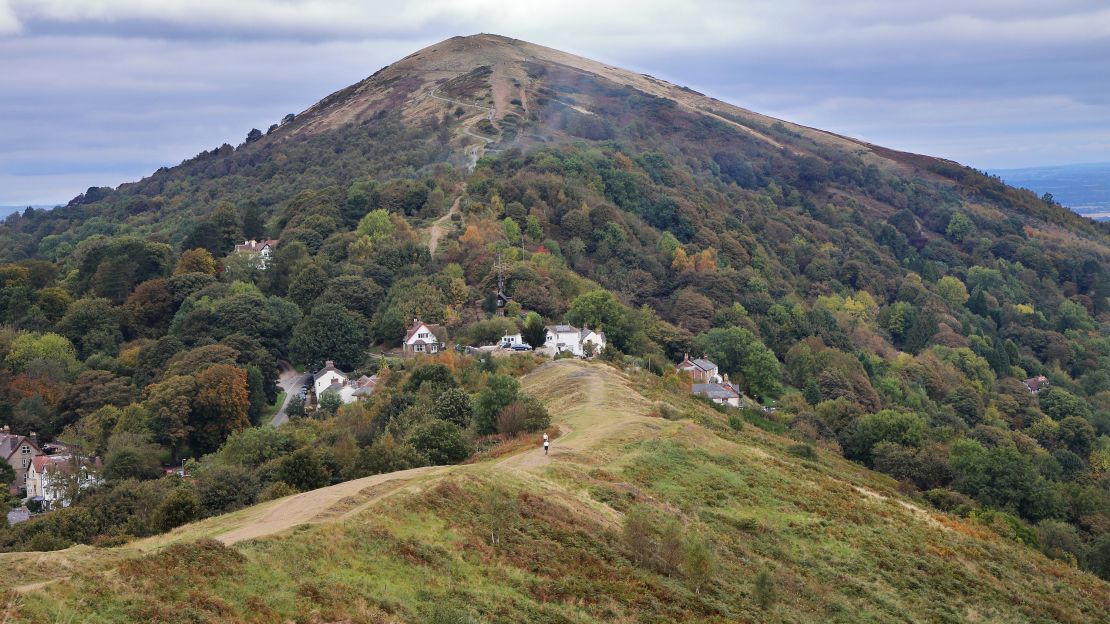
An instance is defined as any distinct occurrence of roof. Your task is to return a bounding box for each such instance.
[1024,375,1050,391]
[692,383,739,400]
[547,324,578,333]
[313,361,347,382]
[679,356,717,373]
[404,320,443,343]
[0,432,39,461]
[322,381,346,394]
[234,239,279,253]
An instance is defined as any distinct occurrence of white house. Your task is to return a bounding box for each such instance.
[544,324,606,357]
[500,333,523,347]
[25,455,99,509]
[313,360,348,396]
[233,239,278,269]
[404,319,444,354]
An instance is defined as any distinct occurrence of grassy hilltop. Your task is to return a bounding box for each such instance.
[4,361,1106,623]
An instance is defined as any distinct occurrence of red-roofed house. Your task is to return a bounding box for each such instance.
[233,239,279,269]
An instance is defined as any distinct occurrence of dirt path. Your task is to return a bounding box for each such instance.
[215,466,442,545]
[428,194,461,255]
[428,87,496,171]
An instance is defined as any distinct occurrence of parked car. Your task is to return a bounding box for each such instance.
[511,344,533,351]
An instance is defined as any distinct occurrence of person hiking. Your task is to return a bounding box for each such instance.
[543,432,549,455]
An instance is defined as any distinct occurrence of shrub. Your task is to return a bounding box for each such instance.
[195,465,260,515]
[258,481,298,502]
[154,488,201,532]
[787,443,817,460]
[754,568,777,609]
[432,387,473,427]
[407,420,471,465]
[277,448,330,491]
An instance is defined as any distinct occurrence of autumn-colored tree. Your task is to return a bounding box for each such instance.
[693,248,718,273]
[671,247,694,272]
[123,278,176,337]
[174,248,218,276]
[191,364,250,455]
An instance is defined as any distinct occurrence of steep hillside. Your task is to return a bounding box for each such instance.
[4,361,1107,623]
[1,32,1109,610]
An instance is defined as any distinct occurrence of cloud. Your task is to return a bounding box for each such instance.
[0,1,1108,202]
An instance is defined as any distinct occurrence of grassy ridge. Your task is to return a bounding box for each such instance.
[4,362,1107,622]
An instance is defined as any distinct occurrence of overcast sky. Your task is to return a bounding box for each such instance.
[2,0,1109,205]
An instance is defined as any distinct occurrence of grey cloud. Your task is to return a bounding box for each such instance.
[0,1,1108,203]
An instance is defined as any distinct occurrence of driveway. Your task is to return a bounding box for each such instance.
[271,361,310,427]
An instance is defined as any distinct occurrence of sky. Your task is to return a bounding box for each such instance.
[1,0,1109,206]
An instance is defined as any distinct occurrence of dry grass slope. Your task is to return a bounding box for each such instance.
[3,361,1107,622]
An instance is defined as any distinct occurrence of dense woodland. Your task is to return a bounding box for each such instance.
[0,53,1109,582]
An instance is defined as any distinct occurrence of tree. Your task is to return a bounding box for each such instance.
[278,448,330,491]
[522,312,546,348]
[1039,387,1092,421]
[945,212,974,242]
[245,364,267,425]
[287,395,306,418]
[356,209,394,240]
[502,217,521,244]
[432,388,473,427]
[406,420,471,464]
[683,534,717,594]
[123,278,176,337]
[154,488,202,531]
[289,304,370,371]
[315,275,383,320]
[287,263,328,310]
[936,276,969,308]
[191,364,251,455]
[473,374,521,435]
[0,460,14,491]
[195,465,260,515]
[404,363,458,394]
[102,433,164,481]
[840,410,926,465]
[174,249,218,276]
[56,297,123,358]
[695,327,781,399]
[144,375,196,454]
[318,389,342,415]
[241,204,265,240]
[4,332,77,373]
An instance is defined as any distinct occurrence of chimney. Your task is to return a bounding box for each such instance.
[325,360,335,369]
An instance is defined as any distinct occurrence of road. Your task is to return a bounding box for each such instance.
[271,361,310,427]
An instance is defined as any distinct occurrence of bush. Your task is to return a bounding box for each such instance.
[154,488,201,532]
[277,448,330,491]
[432,387,473,427]
[787,443,817,460]
[754,568,777,609]
[407,420,471,465]
[195,465,261,515]
[258,481,298,502]
[352,435,427,477]
[496,398,550,435]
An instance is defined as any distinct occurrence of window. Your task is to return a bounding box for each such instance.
[414,344,425,352]
[418,332,429,339]
[21,444,30,455]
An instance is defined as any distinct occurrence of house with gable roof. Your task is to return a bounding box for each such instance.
[233,239,279,269]
[543,324,606,357]
[0,426,43,496]
[404,319,445,354]
[678,354,722,383]
[313,360,348,396]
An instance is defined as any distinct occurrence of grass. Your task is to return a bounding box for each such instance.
[263,390,285,422]
[3,361,1107,622]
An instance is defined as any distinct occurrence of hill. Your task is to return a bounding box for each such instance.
[5,361,1108,622]
[0,33,1109,618]
[991,162,1110,221]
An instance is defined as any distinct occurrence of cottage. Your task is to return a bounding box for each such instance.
[0,427,43,497]
[500,333,523,347]
[404,319,444,354]
[1024,375,1050,394]
[692,382,741,407]
[544,324,606,357]
[25,455,99,509]
[233,239,279,269]
[318,371,378,405]
[678,354,722,383]
[313,360,348,396]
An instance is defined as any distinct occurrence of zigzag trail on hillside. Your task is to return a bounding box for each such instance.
[6,360,947,595]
